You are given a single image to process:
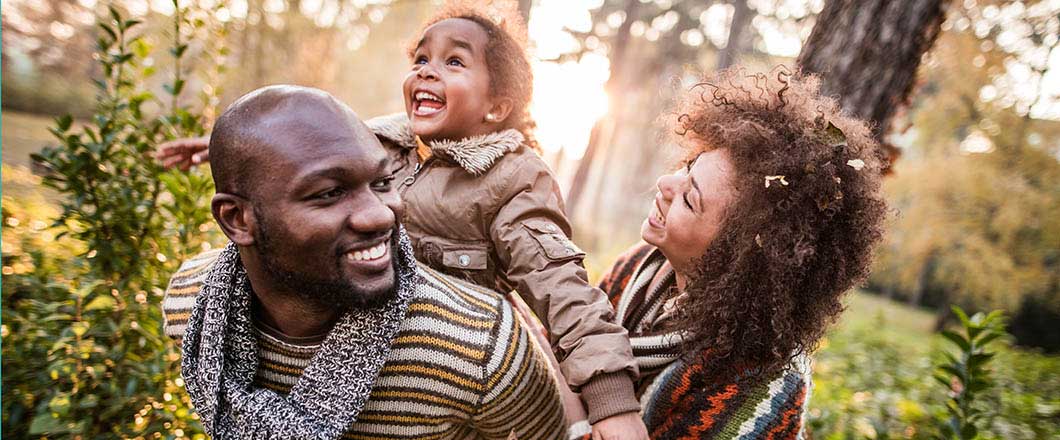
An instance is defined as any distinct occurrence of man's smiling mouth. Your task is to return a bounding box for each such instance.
[346,240,389,262]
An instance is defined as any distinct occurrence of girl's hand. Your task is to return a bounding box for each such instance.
[591,412,649,440]
[155,136,210,170]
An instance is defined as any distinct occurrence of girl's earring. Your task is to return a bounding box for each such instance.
[485,114,496,122]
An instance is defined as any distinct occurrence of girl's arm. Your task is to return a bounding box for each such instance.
[488,164,641,426]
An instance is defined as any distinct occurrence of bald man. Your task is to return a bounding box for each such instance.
[161,85,566,440]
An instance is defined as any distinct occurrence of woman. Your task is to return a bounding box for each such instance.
[595,68,887,439]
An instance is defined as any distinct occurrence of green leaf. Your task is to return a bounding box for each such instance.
[170,44,189,58]
[84,295,117,312]
[975,331,1004,348]
[98,23,118,42]
[55,115,74,132]
[108,6,123,26]
[29,413,67,435]
[968,352,994,370]
[940,330,971,352]
[951,305,972,329]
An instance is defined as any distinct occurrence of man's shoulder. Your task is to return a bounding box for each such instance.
[162,248,224,339]
[411,262,509,320]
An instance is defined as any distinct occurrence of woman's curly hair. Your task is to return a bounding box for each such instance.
[409,0,540,151]
[668,67,888,379]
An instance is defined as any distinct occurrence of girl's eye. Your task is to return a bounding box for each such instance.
[414,55,428,65]
[371,176,396,192]
[446,58,464,67]
[316,187,345,201]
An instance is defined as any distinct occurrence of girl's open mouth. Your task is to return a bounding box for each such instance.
[413,91,446,116]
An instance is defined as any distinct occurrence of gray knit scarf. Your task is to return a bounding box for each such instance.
[180,228,418,440]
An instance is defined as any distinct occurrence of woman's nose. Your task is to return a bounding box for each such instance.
[656,174,683,200]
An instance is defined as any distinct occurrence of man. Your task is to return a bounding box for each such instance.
[162,85,567,439]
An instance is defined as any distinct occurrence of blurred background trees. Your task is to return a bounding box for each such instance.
[3,0,1059,438]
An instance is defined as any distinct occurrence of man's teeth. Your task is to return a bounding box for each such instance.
[349,242,388,262]
[415,92,443,102]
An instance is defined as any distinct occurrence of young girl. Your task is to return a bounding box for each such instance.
[157,2,646,438]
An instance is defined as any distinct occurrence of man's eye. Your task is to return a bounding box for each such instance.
[316,188,345,200]
[683,193,693,210]
[447,58,464,67]
[371,176,396,192]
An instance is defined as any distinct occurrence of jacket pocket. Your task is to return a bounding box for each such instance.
[524,220,585,262]
[419,236,490,271]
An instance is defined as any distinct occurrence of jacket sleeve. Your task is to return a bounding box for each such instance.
[471,297,568,440]
[488,163,640,422]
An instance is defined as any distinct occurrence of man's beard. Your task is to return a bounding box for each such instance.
[253,207,399,311]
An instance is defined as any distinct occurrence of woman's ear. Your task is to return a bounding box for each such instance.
[212,193,256,246]
[484,97,514,125]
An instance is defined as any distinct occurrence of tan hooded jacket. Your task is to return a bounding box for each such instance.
[367,113,639,423]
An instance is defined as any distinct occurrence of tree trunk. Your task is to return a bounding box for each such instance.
[798,0,950,165]
[716,0,753,70]
[518,0,532,24]
[566,0,639,216]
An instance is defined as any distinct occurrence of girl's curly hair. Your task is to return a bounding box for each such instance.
[669,67,888,379]
[409,0,539,151]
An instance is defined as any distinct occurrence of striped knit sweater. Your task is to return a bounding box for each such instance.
[597,243,812,440]
[163,249,567,440]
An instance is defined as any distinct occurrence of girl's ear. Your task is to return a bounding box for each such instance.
[484,97,514,126]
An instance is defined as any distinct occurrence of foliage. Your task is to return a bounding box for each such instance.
[2,3,223,438]
[807,293,1060,439]
[867,17,1060,350]
[934,306,1007,439]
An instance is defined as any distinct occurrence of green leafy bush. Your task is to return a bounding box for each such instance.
[2,3,223,438]
[807,294,1060,440]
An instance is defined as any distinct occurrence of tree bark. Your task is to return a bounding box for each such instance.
[716,0,753,70]
[798,0,950,145]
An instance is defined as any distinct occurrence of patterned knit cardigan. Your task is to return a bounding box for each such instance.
[598,243,812,440]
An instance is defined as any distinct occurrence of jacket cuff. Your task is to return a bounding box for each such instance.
[580,371,641,424]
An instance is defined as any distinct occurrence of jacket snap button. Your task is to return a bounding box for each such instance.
[459,255,471,266]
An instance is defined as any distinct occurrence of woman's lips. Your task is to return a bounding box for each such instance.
[647,199,666,229]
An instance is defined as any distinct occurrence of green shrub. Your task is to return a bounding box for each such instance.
[2,3,223,438]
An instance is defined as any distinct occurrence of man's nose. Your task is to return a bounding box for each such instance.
[347,191,396,235]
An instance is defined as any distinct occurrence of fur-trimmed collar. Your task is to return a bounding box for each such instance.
[366,113,523,175]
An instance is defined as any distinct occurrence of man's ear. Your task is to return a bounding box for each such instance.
[485,97,514,126]
[212,193,256,246]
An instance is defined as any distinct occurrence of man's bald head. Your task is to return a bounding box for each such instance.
[209,85,377,199]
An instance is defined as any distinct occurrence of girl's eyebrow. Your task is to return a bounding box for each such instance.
[447,37,474,52]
